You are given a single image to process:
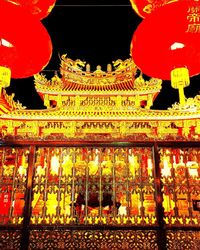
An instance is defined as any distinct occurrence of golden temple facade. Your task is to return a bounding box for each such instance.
[0,55,200,142]
[0,55,200,249]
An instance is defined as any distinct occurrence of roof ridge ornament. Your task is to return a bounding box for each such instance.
[61,54,86,72]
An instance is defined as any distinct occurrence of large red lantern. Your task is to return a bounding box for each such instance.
[131,0,200,104]
[0,0,53,79]
[129,0,176,18]
[8,0,57,20]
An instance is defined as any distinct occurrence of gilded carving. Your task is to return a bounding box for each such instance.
[61,53,86,71]
[0,55,200,141]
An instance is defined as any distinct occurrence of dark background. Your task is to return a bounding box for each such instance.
[6,0,200,110]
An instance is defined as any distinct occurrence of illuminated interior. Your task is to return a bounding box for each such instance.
[0,147,28,224]
[0,146,199,226]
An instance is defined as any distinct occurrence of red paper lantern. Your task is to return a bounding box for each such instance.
[8,0,57,20]
[129,0,176,18]
[0,0,53,79]
[131,0,200,80]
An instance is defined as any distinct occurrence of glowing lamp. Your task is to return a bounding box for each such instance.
[129,0,176,18]
[50,155,59,175]
[131,0,200,104]
[0,66,11,92]
[0,1,52,80]
[9,0,57,20]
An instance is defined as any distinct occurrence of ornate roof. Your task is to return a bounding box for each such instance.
[34,55,162,96]
[0,55,200,142]
[1,95,200,121]
[0,89,25,114]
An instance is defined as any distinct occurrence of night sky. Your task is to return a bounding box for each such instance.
[6,0,200,110]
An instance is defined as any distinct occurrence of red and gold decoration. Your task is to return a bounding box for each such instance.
[0,1,199,248]
[129,0,176,18]
[0,53,199,248]
[0,54,200,141]
[131,0,200,104]
[8,0,57,20]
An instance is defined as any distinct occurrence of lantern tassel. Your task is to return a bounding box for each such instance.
[0,66,11,95]
[171,67,190,105]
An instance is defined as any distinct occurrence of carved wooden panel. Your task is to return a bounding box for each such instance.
[29,229,158,249]
[0,230,21,250]
[166,230,200,250]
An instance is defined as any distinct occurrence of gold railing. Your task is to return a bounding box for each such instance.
[0,143,200,249]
